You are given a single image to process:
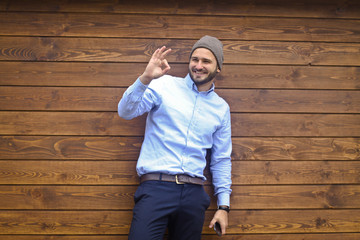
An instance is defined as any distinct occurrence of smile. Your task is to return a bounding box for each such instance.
[192,69,208,76]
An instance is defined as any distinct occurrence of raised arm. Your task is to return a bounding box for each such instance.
[118,46,171,120]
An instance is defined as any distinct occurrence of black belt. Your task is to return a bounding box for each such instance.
[140,173,204,185]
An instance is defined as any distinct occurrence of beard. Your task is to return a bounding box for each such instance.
[189,67,218,87]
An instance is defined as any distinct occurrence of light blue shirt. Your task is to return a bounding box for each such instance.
[118,74,232,206]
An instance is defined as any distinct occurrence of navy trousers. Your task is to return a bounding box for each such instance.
[128,180,211,240]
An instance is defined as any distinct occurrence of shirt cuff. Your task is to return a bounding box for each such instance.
[126,77,148,99]
[134,77,149,88]
[217,193,230,207]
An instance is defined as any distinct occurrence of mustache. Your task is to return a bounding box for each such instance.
[191,67,207,73]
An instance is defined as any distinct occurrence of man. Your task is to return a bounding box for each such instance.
[118,35,232,239]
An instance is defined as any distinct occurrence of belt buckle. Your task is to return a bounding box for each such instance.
[175,175,185,184]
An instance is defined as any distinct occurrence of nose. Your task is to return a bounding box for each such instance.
[195,61,203,70]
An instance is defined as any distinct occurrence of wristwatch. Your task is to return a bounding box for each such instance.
[218,205,230,213]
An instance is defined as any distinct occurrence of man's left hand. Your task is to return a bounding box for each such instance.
[209,209,228,235]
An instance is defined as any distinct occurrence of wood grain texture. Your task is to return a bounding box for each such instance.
[0,111,146,136]
[1,210,359,234]
[230,185,360,209]
[0,160,358,185]
[195,234,360,240]
[1,112,359,137]
[1,62,359,90]
[0,185,137,210]
[0,86,124,111]
[231,113,360,137]
[1,0,359,19]
[1,37,359,66]
[1,0,359,238]
[0,233,359,240]
[223,209,360,234]
[0,210,131,234]
[1,136,358,160]
[1,86,359,113]
[0,185,359,210]
[0,136,142,160]
[221,89,360,113]
[0,237,129,240]
[232,161,360,185]
[1,13,360,42]
[231,137,360,161]
[0,161,138,185]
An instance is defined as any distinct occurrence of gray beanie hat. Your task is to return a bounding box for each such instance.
[190,35,224,70]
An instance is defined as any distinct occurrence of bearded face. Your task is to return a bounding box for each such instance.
[189,48,220,91]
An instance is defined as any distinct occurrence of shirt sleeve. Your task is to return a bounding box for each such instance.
[210,107,232,207]
[118,78,157,120]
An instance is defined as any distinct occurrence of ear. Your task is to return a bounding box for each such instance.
[217,68,221,73]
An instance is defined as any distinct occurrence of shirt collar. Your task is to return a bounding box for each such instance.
[185,74,215,94]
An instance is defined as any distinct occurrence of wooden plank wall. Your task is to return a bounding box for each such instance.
[0,0,359,239]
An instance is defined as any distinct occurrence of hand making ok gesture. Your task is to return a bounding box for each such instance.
[140,46,172,85]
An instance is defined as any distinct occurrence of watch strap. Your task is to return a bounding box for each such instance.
[218,205,230,213]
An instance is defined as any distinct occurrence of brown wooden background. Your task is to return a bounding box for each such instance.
[0,0,359,239]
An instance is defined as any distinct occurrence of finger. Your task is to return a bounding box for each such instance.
[162,59,171,74]
[155,46,166,57]
[160,48,172,59]
[220,222,227,235]
[150,48,161,61]
[150,47,165,62]
[208,218,216,228]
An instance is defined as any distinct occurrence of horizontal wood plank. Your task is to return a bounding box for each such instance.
[0,233,359,240]
[232,137,360,161]
[0,160,358,185]
[0,62,147,88]
[233,161,360,185]
[1,112,359,137]
[1,62,359,90]
[0,185,359,210]
[0,160,138,185]
[0,210,130,234]
[1,136,358,161]
[230,185,360,209]
[231,113,360,137]
[1,86,359,113]
[223,209,360,234]
[0,236,128,240]
[220,89,360,113]
[0,86,123,112]
[196,233,360,240]
[0,185,136,210]
[0,210,359,234]
[1,37,359,66]
[1,13,359,42]
[1,0,359,19]
[0,136,142,160]
[0,111,146,136]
